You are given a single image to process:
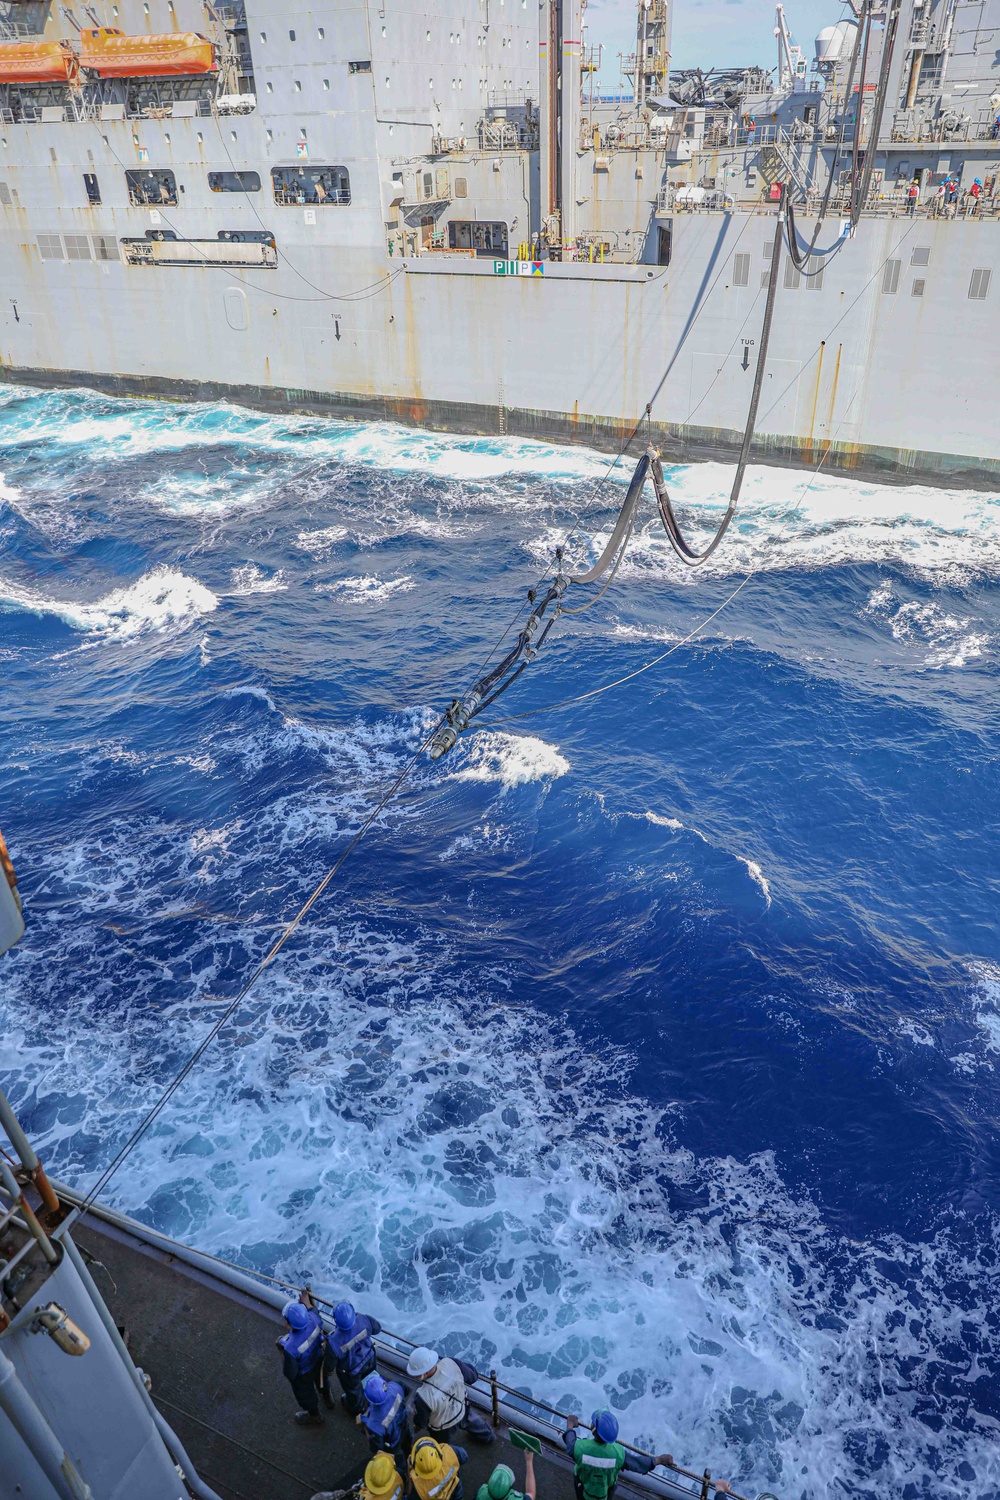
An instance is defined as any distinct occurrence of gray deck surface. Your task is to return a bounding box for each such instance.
[74,1216,582,1500]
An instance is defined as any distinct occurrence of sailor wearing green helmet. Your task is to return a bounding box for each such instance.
[476,1448,535,1500]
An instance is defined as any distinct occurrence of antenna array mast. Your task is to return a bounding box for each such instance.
[630,0,671,107]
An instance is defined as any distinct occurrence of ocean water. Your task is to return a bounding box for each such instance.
[2,382,1000,1499]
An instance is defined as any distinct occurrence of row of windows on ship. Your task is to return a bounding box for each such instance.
[111,165,351,205]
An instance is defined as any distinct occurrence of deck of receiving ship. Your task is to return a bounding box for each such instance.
[73,1214,583,1500]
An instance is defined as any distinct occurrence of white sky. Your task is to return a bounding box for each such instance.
[585,0,850,80]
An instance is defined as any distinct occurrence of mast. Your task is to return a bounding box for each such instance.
[633,0,671,108]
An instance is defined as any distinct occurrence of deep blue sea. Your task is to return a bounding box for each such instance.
[2,382,1000,1499]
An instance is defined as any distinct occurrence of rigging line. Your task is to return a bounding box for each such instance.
[549,204,765,563]
[635,200,762,429]
[439,208,773,731]
[559,514,635,614]
[80,718,444,1211]
[682,281,765,427]
[785,0,870,273]
[483,222,919,727]
[854,0,902,225]
[152,1396,325,1494]
[647,184,787,568]
[90,121,402,304]
[210,112,398,304]
[848,29,873,222]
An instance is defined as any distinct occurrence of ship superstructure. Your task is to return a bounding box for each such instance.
[0,0,999,481]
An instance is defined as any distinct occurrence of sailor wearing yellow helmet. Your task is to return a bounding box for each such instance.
[364,1452,407,1500]
[408,1434,469,1500]
[310,1451,406,1500]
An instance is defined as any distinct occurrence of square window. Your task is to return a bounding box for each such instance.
[911,278,925,297]
[37,233,63,261]
[93,235,118,261]
[911,246,930,267]
[65,233,91,260]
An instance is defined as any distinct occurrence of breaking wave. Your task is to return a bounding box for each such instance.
[0,565,218,641]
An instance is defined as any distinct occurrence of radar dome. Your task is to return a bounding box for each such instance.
[815,19,857,65]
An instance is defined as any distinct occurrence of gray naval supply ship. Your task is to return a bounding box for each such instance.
[0,850,771,1500]
[0,0,999,482]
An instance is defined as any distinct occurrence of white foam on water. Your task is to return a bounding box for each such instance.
[0,699,997,1496]
[318,574,416,604]
[0,565,218,642]
[0,385,611,484]
[969,963,1000,1056]
[146,471,283,517]
[4,854,1000,1499]
[740,857,771,906]
[865,585,990,667]
[644,811,684,831]
[229,564,288,595]
[294,524,351,556]
[526,464,1000,585]
[0,471,20,503]
[453,731,571,790]
[897,1019,935,1048]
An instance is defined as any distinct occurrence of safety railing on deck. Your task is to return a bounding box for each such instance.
[0,94,253,124]
[657,182,1000,218]
[53,1182,770,1500]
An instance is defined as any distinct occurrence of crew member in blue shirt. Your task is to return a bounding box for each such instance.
[328,1299,381,1413]
[360,1371,412,1468]
[278,1291,332,1427]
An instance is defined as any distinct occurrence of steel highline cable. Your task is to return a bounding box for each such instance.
[783,0,870,278]
[80,724,441,1210]
[427,189,790,758]
[450,210,919,742]
[485,220,920,729]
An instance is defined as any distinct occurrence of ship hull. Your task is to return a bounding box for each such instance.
[2,357,997,488]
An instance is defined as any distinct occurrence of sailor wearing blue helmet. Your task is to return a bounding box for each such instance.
[360,1370,412,1467]
[327,1298,382,1413]
[277,1291,332,1427]
[562,1411,681,1500]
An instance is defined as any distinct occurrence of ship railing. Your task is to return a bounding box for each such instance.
[0,18,33,38]
[209,0,248,28]
[0,1160,59,1326]
[50,1180,765,1500]
[889,107,998,143]
[734,123,824,148]
[0,78,248,126]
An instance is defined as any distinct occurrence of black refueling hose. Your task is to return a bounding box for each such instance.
[651,182,786,566]
[427,186,790,759]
